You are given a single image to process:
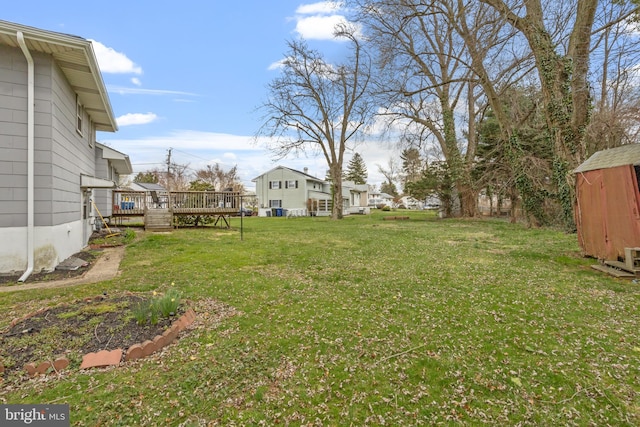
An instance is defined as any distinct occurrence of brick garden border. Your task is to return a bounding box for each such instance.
[0,295,196,377]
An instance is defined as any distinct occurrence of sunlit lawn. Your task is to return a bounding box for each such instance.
[1,211,639,426]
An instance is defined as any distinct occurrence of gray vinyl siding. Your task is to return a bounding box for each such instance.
[256,167,328,210]
[0,44,96,228]
[0,45,41,227]
[50,61,95,226]
[94,146,113,217]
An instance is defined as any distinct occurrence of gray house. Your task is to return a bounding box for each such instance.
[0,20,123,278]
[253,166,370,216]
[94,142,132,217]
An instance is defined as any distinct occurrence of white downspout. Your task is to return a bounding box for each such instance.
[17,31,34,282]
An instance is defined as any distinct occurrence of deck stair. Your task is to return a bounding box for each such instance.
[144,208,173,232]
[593,247,640,278]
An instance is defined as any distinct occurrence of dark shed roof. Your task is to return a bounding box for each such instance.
[574,144,640,173]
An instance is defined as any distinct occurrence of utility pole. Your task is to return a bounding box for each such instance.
[166,147,172,176]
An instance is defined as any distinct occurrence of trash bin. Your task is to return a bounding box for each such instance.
[275,208,283,217]
[266,210,271,217]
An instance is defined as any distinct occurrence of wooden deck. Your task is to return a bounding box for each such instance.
[112,190,243,226]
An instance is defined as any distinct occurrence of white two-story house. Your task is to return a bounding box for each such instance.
[253,166,370,216]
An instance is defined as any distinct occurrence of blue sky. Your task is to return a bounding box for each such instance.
[4,1,396,190]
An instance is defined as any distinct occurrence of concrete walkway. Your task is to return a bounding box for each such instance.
[0,246,124,293]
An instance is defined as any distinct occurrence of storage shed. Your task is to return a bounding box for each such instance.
[574,144,640,261]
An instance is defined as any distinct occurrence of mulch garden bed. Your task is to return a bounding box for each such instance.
[0,294,182,382]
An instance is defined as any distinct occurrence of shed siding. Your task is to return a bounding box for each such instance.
[576,164,640,260]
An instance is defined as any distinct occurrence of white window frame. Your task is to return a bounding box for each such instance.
[270,180,281,189]
[285,180,297,189]
[269,200,282,208]
[88,120,94,147]
[76,95,84,136]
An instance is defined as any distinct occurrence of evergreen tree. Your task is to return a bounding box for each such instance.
[400,148,423,192]
[344,153,368,184]
[133,171,159,184]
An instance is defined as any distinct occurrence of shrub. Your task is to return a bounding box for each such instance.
[156,288,181,317]
[130,288,182,325]
[382,205,391,211]
[131,301,151,325]
[121,228,136,244]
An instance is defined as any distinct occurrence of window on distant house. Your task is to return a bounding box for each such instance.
[269,180,281,189]
[76,95,84,136]
[285,180,298,189]
[269,200,282,208]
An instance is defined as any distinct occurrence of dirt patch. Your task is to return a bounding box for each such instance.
[0,229,135,287]
[0,250,98,285]
[0,294,182,383]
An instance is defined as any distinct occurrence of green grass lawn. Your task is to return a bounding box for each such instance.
[1,211,639,426]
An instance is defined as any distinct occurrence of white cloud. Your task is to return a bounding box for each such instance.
[295,1,343,15]
[268,59,286,71]
[295,15,352,40]
[90,40,142,74]
[107,85,198,97]
[292,1,360,41]
[116,112,158,127]
[131,77,142,86]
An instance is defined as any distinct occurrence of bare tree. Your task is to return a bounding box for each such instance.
[587,1,640,154]
[194,164,245,193]
[475,0,599,229]
[357,0,484,216]
[257,25,373,219]
[377,157,401,195]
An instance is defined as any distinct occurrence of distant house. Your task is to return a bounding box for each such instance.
[129,182,166,193]
[0,20,124,278]
[399,195,423,209]
[343,181,370,214]
[252,166,370,216]
[253,166,332,216]
[477,192,512,217]
[368,190,394,208]
[574,144,640,261]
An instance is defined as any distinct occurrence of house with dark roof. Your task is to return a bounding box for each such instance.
[0,20,127,279]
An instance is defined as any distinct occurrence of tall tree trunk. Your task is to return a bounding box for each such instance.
[330,164,344,220]
[481,0,597,230]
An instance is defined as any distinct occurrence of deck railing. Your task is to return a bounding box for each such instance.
[112,190,242,216]
[171,191,240,214]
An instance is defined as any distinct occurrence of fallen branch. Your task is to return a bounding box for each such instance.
[376,343,427,365]
[93,323,103,343]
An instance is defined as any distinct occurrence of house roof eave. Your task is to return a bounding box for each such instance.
[96,142,133,175]
[0,20,117,133]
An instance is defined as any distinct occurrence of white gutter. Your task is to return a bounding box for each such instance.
[17,31,34,283]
